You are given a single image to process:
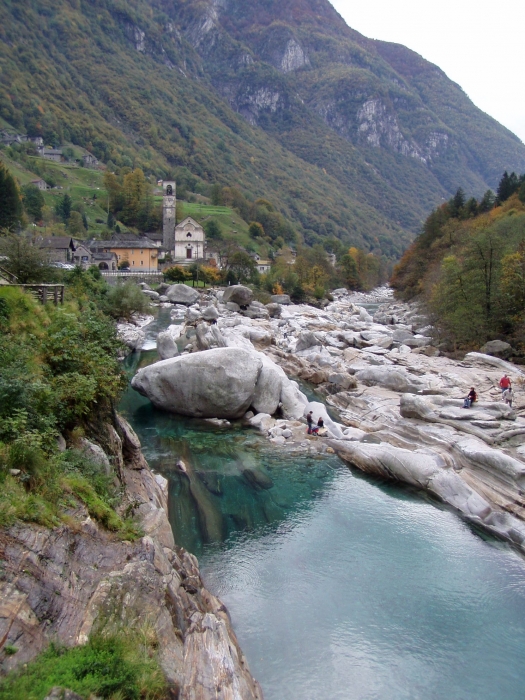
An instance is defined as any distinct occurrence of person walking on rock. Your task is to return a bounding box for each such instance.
[499,374,512,394]
[502,386,514,408]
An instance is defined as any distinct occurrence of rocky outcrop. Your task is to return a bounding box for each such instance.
[0,415,262,698]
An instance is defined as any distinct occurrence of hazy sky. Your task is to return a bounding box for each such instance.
[329,0,525,144]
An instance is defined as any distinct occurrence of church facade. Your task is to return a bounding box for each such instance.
[173,217,206,263]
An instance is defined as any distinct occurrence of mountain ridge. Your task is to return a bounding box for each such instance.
[1,0,524,257]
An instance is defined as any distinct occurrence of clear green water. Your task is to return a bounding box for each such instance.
[120,319,525,700]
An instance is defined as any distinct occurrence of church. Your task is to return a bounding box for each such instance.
[174,217,206,263]
[162,180,207,265]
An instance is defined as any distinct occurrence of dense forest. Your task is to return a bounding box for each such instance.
[391,172,525,351]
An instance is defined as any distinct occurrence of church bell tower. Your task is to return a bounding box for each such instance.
[162,181,176,253]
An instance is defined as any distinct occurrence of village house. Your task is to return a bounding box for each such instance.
[31,179,48,191]
[82,153,99,168]
[90,251,118,271]
[37,146,63,162]
[88,234,159,271]
[255,259,272,274]
[173,217,206,264]
[38,236,76,265]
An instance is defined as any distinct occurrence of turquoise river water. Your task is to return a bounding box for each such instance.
[119,311,525,700]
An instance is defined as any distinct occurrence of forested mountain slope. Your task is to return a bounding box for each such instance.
[1,0,524,257]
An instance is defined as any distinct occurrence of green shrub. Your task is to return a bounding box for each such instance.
[103,282,151,321]
[0,634,167,700]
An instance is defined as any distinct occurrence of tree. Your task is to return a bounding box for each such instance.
[204,219,223,240]
[54,194,72,223]
[227,251,257,283]
[496,171,519,204]
[479,190,495,213]
[68,211,85,236]
[249,221,264,239]
[164,266,189,283]
[449,188,466,218]
[0,163,23,231]
[22,184,45,222]
[210,184,222,206]
[82,213,88,231]
[0,235,52,283]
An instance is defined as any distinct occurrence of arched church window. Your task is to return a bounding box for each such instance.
[166,185,173,196]
[186,232,192,238]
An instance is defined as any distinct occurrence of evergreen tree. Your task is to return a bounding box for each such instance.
[82,213,88,230]
[478,190,495,213]
[21,184,45,222]
[204,219,223,240]
[496,171,519,204]
[449,188,466,218]
[0,163,23,231]
[54,194,72,223]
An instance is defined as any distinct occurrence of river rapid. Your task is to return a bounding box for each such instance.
[119,308,525,700]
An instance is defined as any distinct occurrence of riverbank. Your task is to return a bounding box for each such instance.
[132,284,525,554]
[0,410,263,699]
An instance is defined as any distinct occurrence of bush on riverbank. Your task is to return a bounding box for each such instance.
[0,632,167,700]
[0,285,141,537]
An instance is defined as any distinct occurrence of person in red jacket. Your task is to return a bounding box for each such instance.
[499,374,511,394]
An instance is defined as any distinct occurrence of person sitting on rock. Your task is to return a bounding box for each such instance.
[463,387,477,408]
[317,417,328,437]
[306,411,318,435]
[499,374,511,394]
[502,386,513,408]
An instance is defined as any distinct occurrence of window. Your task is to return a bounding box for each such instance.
[186,233,192,238]
[132,261,135,266]
[141,260,144,266]
[140,250,143,254]
[118,255,121,260]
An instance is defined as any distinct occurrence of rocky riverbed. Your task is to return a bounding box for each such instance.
[132,284,525,554]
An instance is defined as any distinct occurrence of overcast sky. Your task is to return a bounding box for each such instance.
[329,0,525,144]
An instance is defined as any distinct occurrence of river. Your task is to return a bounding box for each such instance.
[119,310,525,700]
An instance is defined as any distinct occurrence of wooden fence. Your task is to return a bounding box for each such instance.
[11,284,65,305]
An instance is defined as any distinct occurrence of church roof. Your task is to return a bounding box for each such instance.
[175,216,202,229]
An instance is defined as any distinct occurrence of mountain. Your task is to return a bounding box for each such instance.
[1,0,524,257]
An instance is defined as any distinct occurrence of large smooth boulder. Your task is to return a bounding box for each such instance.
[166,284,200,305]
[479,339,514,358]
[222,285,253,306]
[202,305,219,321]
[131,348,263,419]
[157,331,179,360]
[251,365,283,415]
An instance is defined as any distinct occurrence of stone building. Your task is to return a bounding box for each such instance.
[174,217,206,263]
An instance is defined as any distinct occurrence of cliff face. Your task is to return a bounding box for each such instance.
[0,414,262,699]
[170,0,525,218]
